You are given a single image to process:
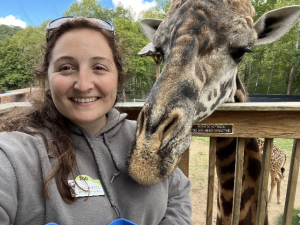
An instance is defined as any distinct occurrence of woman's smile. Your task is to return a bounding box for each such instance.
[71,97,99,104]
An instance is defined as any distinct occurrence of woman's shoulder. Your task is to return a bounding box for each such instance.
[0,130,47,156]
[122,119,137,129]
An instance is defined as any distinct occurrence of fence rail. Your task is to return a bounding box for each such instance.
[1,101,299,225]
[115,102,300,225]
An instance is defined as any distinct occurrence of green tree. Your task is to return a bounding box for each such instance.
[0,24,45,90]
[239,0,300,95]
[0,25,23,41]
[64,0,103,17]
[114,16,155,98]
[139,0,171,19]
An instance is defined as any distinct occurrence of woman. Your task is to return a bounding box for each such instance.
[0,17,192,225]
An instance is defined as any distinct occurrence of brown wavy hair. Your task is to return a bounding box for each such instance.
[0,18,126,203]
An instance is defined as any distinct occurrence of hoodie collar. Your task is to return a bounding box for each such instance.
[64,108,128,138]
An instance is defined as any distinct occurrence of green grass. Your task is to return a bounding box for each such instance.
[192,137,294,153]
[258,138,294,160]
[276,208,300,225]
[272,138,294,152]
[192,136,210,145]
[197,151,206,157]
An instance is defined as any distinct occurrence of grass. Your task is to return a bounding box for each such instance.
[192,136,210,145]
[258,138,294,160]
[271,138,294,152]
[192,137,294,152]
[276,208,300,225]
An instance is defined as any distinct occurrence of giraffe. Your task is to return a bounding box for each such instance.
[125,0,300,224]
[257,138,287,204]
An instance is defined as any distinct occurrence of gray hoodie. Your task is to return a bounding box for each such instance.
[0,108,192,225]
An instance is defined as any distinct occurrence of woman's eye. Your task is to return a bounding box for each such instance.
[60,66,74,71]
[94,65,107,71]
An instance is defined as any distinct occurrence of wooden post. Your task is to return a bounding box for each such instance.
[256,138,273,225]
[282,139,300,225]
[178,150,190,178]
[231,138,245,225]
[206,137,217,225]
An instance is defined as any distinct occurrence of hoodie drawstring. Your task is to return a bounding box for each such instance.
[80,131,122,219]
[103,133,121,183]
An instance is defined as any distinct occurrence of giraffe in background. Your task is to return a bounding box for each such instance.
[126,0,300,224]
[257,138,287,204]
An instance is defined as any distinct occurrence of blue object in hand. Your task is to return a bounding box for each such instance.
[46,223,58,225]
[109,218,137,225]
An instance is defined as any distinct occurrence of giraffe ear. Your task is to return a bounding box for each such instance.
[140,19,163,42]
[254,5,300,46]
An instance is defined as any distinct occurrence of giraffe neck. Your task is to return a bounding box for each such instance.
[215,75,268,225]
[216,137,265,225]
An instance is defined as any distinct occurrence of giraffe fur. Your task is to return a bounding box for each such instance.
[127,0,300,224]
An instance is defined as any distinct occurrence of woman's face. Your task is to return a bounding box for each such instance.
[48,29,118,136]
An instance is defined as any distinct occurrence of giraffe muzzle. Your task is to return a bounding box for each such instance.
[126,102,193,185]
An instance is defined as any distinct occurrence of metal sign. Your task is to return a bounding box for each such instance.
[192,124,233,134]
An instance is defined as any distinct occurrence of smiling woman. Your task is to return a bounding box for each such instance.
[48,28,118,136]
[0,17,192,225]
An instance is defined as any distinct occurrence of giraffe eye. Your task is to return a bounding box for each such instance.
[230,47,252,64]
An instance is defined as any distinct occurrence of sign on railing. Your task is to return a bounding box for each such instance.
[192,124,233,134]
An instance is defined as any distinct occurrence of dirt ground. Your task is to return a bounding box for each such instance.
[189,139,300,225]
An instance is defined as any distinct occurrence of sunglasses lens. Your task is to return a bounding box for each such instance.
[46,17,114,32]
[90,18,114,31]
[46,18,70,29]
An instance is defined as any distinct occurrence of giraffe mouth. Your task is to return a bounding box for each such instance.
[126,131,192,185]
[126,104,194,185]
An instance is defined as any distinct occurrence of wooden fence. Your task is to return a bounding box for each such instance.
[1,101,299,225]
[115,102,300,225]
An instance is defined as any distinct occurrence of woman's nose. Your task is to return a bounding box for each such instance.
[73,69,94,92]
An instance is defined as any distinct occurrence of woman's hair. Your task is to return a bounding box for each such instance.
[0,18,126,203]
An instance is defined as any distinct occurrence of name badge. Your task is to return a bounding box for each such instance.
[68,175,105,197]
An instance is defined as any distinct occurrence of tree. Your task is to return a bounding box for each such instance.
[0,25,23,41]
[64,0,104,18]
[0,24,45,90]
[286,21,300,94]
[139,0,171,20]
[238,1,300,95]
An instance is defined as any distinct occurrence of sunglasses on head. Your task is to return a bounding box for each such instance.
[46,16,114,38]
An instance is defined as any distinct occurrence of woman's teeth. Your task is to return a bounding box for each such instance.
[73,97,97,103]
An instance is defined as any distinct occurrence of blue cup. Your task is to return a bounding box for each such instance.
[109,218,137,225]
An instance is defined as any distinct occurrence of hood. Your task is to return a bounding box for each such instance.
[44,107,128,138]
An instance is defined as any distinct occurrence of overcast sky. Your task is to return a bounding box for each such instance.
[0,0,156,28]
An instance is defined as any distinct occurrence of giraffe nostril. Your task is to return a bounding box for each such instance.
[162,115,179,139]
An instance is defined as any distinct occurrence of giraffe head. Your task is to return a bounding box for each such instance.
[126,0,300,185]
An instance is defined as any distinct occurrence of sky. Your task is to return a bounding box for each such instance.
[0,0,157,28]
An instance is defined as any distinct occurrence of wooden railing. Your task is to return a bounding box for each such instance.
[189,102,300,225]
[115,102,300,225]
[1,101,299,225]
